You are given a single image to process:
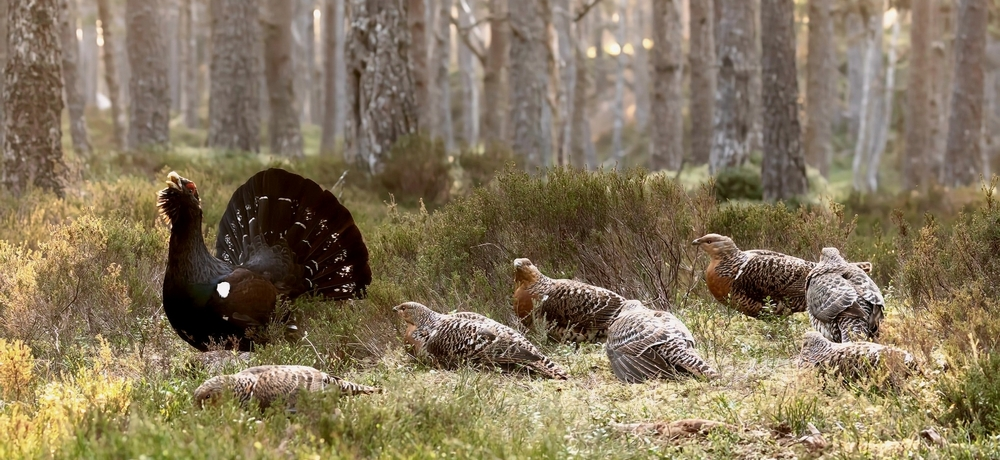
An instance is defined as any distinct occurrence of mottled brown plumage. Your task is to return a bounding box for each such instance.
[806,247,884,342]
[795,331,916,382]
[513,258,626,342]
[394,301,569,379]
[692,234,871,318]
[605,300,718,382]
[193,365,381,409]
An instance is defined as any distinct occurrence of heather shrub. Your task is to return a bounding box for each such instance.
[376,134,452,206]
[939,351,1000,438]
[457,141,521,188]
[713,165,763,201]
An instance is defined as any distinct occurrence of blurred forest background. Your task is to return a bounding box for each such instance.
[2,0,998,201]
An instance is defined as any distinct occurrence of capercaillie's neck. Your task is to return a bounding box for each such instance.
[166,211,230,282]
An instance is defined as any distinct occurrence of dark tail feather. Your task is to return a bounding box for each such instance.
[215,168,372,299]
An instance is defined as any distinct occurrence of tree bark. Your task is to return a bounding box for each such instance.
[96,0,126,149]
[688,0,714,166]
[407,0,429,131]
[904,0,934,190]
[481,0,508,143]
[759,0,807,201]
[804,0,833,177]
[650,0,683,170]
[433,0,453,150]
[930,0,955,182]
[262,0,304,157]
[850,6,881,193]
[126,0,171,149]
[867,10,900,192]
[60,0,91,156]
[611,0,626,163]
[321,0,343,154]
[569,14,592,169]
[345,0,417,170]
[206,0,260,152]
[631,0,650,131]
[553,0,573,165]
[180,0,199,128]
[82,21,97,108]
[294,0,313,124]
[457,0,479,146]
[0,0,7,146]
[943,0,988,186]
[3,0,65,197]
[710,0,756,174]
[507,0,546,168]
[845,8,864,145]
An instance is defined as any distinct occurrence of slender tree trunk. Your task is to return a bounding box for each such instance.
[82,22,97,108]
[508,0,546,168]
[167,5,180,114]
[457,0,479,146]
[310,5,322,126]
[845,8,864,144]
[345,0,417,170]
[904,0,933,190]
[96,0,126,149]
[688,0,714,166]
[481,0,508,143]
[760,0,807,201]
[180,0,199,128]
[931,0,955,182]
[570,15,592,169]
[206,0,260,152]
[433,0,453,150]
[321,0,342,154]
[262,0,304,157]
[60,0,91,156]
[3,0,65,197]
[126,0,171,149]
[868,11,900,192]
[649,0,683,170]
[408,0,429,131]
[804,0,833,177]
[710,0,756,174]
[0,0,7,146]
[294,0,313,124]
[553,0,573,165]
[631,0,650,132]
[611,0,626,163]
[943,0,988,186]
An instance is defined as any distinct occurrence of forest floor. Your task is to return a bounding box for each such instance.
[0,122,997,458]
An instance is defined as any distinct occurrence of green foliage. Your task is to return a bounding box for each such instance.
[713,165,763,201]
[375,134,453,206]
[939,352,1000,438]
[457,141,521,189]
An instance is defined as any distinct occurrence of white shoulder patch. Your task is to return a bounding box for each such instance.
[216,281,231,299]
[734,253,755,280]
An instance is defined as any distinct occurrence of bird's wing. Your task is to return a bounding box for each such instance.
[807,269,861,323]
[207,268,280,328]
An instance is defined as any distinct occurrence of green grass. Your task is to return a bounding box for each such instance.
[1,115,999,458]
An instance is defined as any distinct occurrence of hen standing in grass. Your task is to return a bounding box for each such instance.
[194,364,381,409]
[513,258,626,342]
[605,300,719,382]
[394,302,569,379]
[158,168,372,351]
[691,234,871,318]
[805,247,884,343]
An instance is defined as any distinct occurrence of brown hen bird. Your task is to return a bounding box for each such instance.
[513,258,626,342]
[806,247,884,343]
[605,300,718,383]
[394,301,569,379]
[692,234,871,318]
[193,365,381,409]
[795,331,916,382]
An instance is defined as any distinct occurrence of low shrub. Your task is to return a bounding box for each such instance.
[939,351,1000,438]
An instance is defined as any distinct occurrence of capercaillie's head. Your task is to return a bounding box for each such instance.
[619,299,648,315]
[818,247,847,265]
[157,171,201,226]
[691,233,739,258]
[392,301,437,326]
[513,258,543,285]
[796,331,833,367]
[192,375,230,408]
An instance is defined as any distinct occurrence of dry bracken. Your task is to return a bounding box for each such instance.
[394,301,569,379]
[605,300,718,383]
[513,258,626,342]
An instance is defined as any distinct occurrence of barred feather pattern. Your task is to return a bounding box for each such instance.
[193,365,381,409]
[605,300,718,383]
[795,331,916,381]
[513,258,626,342]
[806,248,885,343]
[693,234,872,318]
[394,302,569,379]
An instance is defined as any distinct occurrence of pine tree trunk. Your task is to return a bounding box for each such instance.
[867,12,900,192]
[345,0,417,170]
[456,0,478,146]
[294,0,312,124]
[126,0,171,149]
[167,5,180,114]
[710,0,756,174]
[688,0,715,166]
[180,0,199,128]
[845,8,864,144]
[570,15,592,169]
[206,0,260,152]
[433,0,453,150]
[611,0,626,164]
[481,0,508,144]
[82,22,97,108]
[321,0,342,154]
[631,0,650,132]
[760,0,807,201]
[930,0,955,182]
[904,0,934,190]
[650,0,683,170]
[851,6,882,193]
[508,0,546,168]
[60,0,91,156]
[407,0,429,131]
[553,0,573,165]
[262,0,304,157]
[0,0,7,146]
[3,0,65,197]
[804,0,833,177]
[97,0,126,149]
[943,0,988,186]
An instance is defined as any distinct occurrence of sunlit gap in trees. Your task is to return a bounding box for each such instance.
[96,20,105,47]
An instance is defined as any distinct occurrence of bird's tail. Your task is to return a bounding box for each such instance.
[678,352,720,380]
[334,378,383,395]
[529,356,570,380]
[215,168,372,299]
